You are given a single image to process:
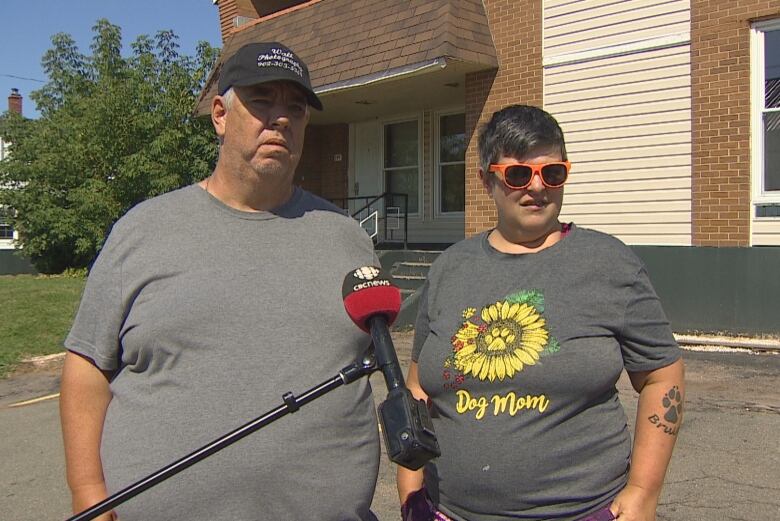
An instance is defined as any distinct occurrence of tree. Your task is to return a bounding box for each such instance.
[0,20,219,273]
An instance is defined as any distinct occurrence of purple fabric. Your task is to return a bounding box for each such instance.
[402,488,614,521]
[576,505,616,521]
[401,487,435,521]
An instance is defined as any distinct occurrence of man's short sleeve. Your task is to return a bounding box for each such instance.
[64,228,127,371]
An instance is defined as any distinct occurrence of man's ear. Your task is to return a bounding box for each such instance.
[212,95,228,138]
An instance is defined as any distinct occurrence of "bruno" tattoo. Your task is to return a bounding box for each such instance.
[647,385,683,435]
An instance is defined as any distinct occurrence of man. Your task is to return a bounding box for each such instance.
[61,42,381,521]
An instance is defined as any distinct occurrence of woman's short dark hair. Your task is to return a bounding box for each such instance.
[478,105,567,181]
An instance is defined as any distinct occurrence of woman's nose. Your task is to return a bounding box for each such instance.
[526,170,545,192]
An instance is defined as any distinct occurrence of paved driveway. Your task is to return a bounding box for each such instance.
[2,332,779,520]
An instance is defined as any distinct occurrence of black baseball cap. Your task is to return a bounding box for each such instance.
[218,42,323,111]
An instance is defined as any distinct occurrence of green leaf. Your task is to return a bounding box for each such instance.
[1,20,219,273]
[506,289,545,312]
[540,337,560,357]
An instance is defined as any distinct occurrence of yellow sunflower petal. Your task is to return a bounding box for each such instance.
[527,348,541,361]
[458,343,477,357]
[514,304,532,321]
[500,301,510,319]
[515,349,536,365]
[523,331,549,343]
[480,357,492,380]
[487,357,497,382]
[481,307,491,323]
[496,357,506,380]
[520,313,541,327]
[523,318,546,330]
[507,303,520,319]
[522,337,548,352]
[505,361,516,378]
[456,323,480,339]
[471,355,485,377]
[507,333,516,344]
[523,329,548,340]
[509,354,524,371]
[489,304,499,321]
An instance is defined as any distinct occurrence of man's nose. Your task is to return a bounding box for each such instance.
[271,111,290,129]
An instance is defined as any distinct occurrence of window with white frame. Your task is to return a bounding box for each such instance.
[752,22,780,207]
[0,207,14,240]
[437,112,466,214]
[384,119,419,214]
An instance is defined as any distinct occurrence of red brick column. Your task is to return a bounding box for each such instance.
[464,0,543,236]
[691,1,780,246]
[8,88,22,115]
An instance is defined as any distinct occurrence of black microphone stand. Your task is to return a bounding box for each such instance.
[66,351,378,521]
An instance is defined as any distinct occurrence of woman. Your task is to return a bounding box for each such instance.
[397,105,684,521]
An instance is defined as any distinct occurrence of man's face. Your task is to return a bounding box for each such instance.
[481,149,565,242]
[215,81,310,181]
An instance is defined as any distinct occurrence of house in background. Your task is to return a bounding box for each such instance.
[200,0,498,246]
[201,0,780,335]
[1,89,22,257]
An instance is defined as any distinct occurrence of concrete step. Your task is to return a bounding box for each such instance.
[376,249,443,328]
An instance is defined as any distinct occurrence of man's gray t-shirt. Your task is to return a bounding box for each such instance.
[413,225,680,521]
[66,185,380,520]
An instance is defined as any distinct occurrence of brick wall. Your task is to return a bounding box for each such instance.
[691,0,780,246]
[464,0,543,236]
[295,124,349,202]
[216,0,240,42]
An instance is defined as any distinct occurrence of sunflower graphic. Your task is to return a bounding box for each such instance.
[448,290,559,383]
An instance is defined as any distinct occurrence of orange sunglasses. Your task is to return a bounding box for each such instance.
[488,161,571,190]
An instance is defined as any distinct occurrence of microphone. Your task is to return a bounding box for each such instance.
[343,266,440,470]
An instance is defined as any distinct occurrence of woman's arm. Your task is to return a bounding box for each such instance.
[611,358,685,521]
[396,361,429,503]
[60,351,116,520]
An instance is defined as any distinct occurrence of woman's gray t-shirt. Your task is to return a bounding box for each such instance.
[413,225,680,521]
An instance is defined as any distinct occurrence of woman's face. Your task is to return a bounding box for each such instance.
[481,149,565,245]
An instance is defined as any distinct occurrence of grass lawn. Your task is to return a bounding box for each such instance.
[0,274,85,377]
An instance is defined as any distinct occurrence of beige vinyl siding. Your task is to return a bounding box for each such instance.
[544,0,690,58]
[752,220,780,245]
[543,0,691,246]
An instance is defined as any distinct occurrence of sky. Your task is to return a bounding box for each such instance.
[0,0,223,118]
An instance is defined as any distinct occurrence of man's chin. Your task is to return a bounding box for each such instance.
[251,158,294,178]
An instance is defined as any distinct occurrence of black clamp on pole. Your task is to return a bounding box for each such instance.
[282,392,300,413]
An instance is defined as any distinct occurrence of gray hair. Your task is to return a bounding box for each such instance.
[215,88,236,146]
[478,105,567,182]
[222,87,236,111]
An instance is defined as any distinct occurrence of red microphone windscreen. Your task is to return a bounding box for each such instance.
[343,267,402,333]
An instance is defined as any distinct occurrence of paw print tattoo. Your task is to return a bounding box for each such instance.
[662,386,683,424]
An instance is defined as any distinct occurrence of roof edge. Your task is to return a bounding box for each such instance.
[316,58,449,95]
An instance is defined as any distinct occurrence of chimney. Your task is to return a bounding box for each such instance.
[8,88,22,115]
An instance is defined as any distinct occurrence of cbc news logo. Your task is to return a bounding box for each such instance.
[353,267,380,280]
